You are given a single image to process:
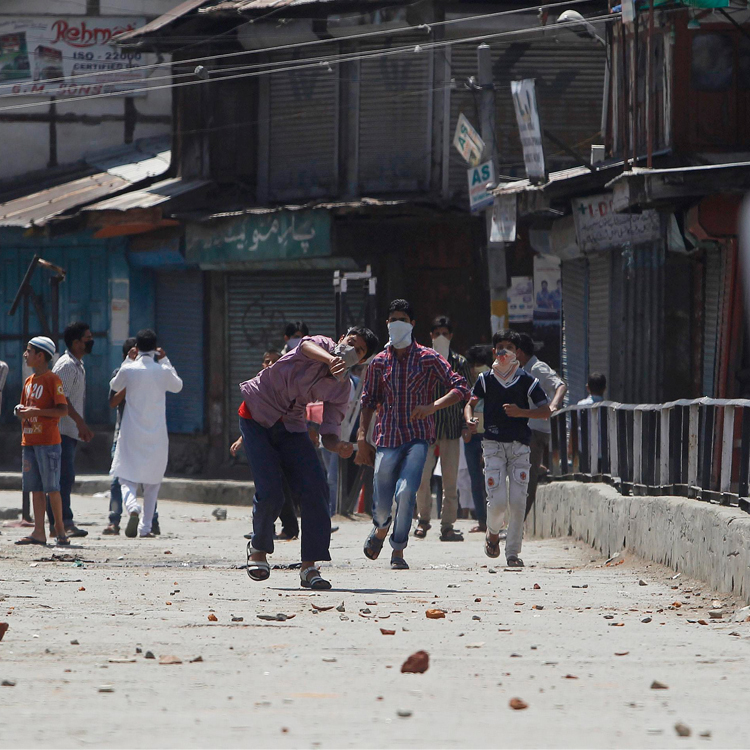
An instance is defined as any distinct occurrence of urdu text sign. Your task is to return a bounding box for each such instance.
[511,79,546,182]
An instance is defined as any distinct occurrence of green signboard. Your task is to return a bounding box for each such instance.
[186,210,331,266]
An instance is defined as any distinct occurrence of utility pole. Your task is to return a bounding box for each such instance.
[478,43,506,333]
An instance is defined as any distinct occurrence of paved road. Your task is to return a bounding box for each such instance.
[0,491,749,748]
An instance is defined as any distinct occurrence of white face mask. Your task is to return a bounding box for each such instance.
[388,320,413,349]
[431,334,451,359]
[332,341,360,380]
[492,349,520,386]
[287,337,302,350]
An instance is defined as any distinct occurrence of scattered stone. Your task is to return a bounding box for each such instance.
[208,614,218,622]
[70,639,79,645]
[604,614,614,619]
[641,617,652,624]
[311,603,334,612]
[360,608,372,615]
[145,651,155,659]
[533,605,544,611]
[365,601,377,606]
[401,651,429,674]
[211,507,227,521]
[78,587,85,592]
[0,623,8,642]
[98,685,114,693]
[472,615,481,621]
[729,631,741,637]
[257,613,294,622]
[708,610,723,619]
[231,616,244,622]
[190,656,204,663]
[675,723,691,737]
[699,731,712,739]
[697,619,709,626]
[651,681,669,690]
[322,657,337,663]
[397,709,413,718]
[488,568,497,574]
[135,647,142,654]
[336,602,345,612]
[108,657,136,664]
[466,643,484,649]
[615,652,629,656]
[380,628,396,636]
[639,580,647,586]
[159,655,182,665]
[672,601,682,608]
[474,598,481,603]
[609,623,625,627]
[509,698,528,710]
[1,680,16,687]
[564,674,578,679]
[425,609,445,620]
[533,583,541,590]
[164,551,172,555]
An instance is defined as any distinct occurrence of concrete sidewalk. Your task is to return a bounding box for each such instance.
[1,491,749,748]
[0,472,255,506]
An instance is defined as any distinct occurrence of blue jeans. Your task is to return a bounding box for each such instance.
[108,438,158,527]
[23,444,61,493]
[46,434,76,527]
[371,439,429,551]
[464,433,487,525]
[240,417,331,562]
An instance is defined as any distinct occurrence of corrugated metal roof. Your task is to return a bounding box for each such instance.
[82,178,210,212]
[114,0,211,43]
[0,139,172,228]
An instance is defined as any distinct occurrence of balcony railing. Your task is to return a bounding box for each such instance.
[549,398,750,512]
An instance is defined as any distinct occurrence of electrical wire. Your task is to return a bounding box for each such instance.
[0,0,607,95]
[0,12,621,112]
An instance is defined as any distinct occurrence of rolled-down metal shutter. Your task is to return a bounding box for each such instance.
[268,48,338,201]
[561,258,588,405]
[358,35,431,193]
[587,251,611,393]
[226,272,337,419]
[702,246,724,397]
[155,270,205,434]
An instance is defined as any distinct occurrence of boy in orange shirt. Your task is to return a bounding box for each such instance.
[14,336,69,546]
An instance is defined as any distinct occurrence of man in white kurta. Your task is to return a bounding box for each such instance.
[109,330,183,537]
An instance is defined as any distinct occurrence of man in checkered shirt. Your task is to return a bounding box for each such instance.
[357,299,470,571]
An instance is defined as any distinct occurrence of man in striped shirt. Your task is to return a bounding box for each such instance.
[357,300,470,570]
[49,321,94,537]
[415,315,472,542]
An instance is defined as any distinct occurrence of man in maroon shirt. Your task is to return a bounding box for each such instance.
[357,299,470,570]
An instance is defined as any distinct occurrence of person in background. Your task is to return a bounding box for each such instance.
[14,336,69,546]
[465,330,550,567]
[103,337,164,536]
[578,372,606,405]
[514,333,567,519]
[463,344,493,533]
[49,321,95,538]
[281,322,310,355]
[414,315,472,542]
[109,330,183,538]
[358,300,470,571]
[230,349,301,541]
[0,358,9,415]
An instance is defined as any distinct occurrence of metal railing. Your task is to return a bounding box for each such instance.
[549,398,750,512]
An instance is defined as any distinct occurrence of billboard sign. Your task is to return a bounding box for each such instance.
[511,79,546,182]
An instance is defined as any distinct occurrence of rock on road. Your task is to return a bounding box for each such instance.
[0,491,749,748]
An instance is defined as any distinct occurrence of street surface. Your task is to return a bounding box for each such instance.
[1,491,749,749]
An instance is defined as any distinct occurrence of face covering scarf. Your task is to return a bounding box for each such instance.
[332,342,360,380]
[432,335,451,359]
[388,321,413,349]
[492,349,520,386]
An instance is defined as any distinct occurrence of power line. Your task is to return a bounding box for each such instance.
[0,12,620,112]
[0,0,605,95]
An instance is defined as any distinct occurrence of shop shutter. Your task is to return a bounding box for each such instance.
[358,34,432,193]
[268,47,339,201]
[226,271,338,418]
[702,246,724,397]
[587,251,611,394]
[155,270,205,434]
[561,258,588,405]
[447,40,606,200]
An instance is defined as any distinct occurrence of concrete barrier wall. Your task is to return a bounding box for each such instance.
[531,482,750,602]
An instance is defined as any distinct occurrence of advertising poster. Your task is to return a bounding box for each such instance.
[533,254,561,326]
[511,78,546,182]
[0,17,148,97]
[508,276,534,323]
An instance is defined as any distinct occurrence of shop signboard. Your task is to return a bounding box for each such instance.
[511,79,546,182]
[0,16,148,97]
[467,160,495,212]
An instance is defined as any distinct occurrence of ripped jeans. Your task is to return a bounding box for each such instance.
[482,439,531,559]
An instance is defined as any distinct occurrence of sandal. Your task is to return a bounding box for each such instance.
[300,566,332,590]
[484,533,501,559]
[439,527,464,542]
[469,524,487,533]
[390,555,409,570]
[364,529,385,560]
[14,536,46,546]
[246,543,271,581]
[506,555,525,568]
[55,535,70,546]
[413,522,430,539]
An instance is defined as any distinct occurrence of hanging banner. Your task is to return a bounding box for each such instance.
[508,276,534,323]
[0,16,149,97]
[490,195,517,243]
[511,79,546,182]
[533,255,561,326]
[467,160,495,212]
[572,193,661,252]
[453,113,485,167]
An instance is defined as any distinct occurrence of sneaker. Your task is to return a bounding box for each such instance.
[65,525,88,538]
[151,519,161,536]
[102,524,120,535]
[125,512,139,538]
